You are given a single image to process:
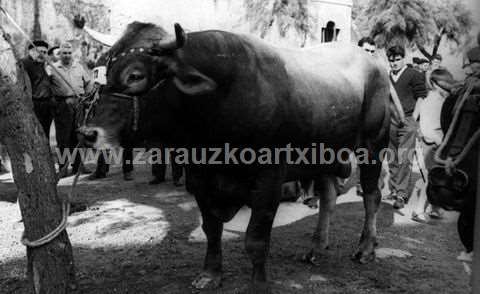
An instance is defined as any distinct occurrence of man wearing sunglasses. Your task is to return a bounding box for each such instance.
[386,45,427,209]
[20,40,54,139]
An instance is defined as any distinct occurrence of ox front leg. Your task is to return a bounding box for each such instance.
[303,175,336,265]
[353,162,382,264]
[244,168,283,294]
[191,193,224,290]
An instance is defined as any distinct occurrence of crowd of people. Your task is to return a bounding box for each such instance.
[357,36,457,220]
[1,31,479,256]
[357,33,480,263]
[0,38,183,186]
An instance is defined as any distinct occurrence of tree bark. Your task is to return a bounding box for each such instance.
[33,0,42,40]
[0,38,75,293]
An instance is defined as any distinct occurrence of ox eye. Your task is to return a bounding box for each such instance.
[127,72,145,82]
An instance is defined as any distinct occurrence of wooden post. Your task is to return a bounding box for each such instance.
[0,34,75,293]
[473,145,480,293]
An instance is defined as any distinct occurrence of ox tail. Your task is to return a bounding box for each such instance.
[389,82,406,126]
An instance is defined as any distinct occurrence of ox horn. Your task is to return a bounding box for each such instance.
[156,23,186,50]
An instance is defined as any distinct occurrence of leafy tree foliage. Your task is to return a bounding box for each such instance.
[244,0,315,47]
[354,0,474,49]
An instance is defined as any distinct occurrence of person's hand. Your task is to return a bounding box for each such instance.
[412,98,424,122]
[45,65,52,76]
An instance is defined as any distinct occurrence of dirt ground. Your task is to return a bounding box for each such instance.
[0,161,471,294]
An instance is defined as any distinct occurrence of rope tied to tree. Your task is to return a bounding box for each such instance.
[0,6,105,247]
[21,89,99,247]
[21,170,81,247]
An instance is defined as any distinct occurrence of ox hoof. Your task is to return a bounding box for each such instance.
[351,251,376,264]
[299,249,328,266]
[191,271,222,290]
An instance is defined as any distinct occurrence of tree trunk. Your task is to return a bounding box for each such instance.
[0,39,75,293]
[33,0,42,39]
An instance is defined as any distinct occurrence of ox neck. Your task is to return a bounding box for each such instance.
[178,30,271,83]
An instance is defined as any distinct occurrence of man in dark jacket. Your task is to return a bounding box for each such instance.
[21,40,54,139]
[387,45,428,209]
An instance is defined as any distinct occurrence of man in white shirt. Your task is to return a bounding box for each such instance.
[411,69,456,222]
[50,42,93,177]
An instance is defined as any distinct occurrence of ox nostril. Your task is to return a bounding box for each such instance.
[77,127,98,143]
[85,130,98,142]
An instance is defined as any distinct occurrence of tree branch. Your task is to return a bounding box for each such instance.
[416,42,433,60]
[431,27,445,57]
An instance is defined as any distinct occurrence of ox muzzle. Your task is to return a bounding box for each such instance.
[427,166,469,211]
[77,126,99,147]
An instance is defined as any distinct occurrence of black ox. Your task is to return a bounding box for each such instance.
[428,78,480,254]
[80,22,403,293]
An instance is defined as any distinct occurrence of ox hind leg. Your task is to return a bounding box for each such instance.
[245,167,284,294]
[302,174,337,265]
[353,154,382,264]
[191,192,224,290]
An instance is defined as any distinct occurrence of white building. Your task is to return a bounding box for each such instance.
[309,0,353,43]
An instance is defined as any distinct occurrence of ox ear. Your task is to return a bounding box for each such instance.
[173,66,217,95]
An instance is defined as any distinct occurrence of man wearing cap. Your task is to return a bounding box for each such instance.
[50,42,93,176]
[47,45,60,63]
[21,40,54,139]
[386,45,428,209]
[413,57,431,73]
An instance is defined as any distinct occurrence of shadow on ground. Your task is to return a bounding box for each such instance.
[0,164,470,294]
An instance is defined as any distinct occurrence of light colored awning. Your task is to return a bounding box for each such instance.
[83,26,119,47]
